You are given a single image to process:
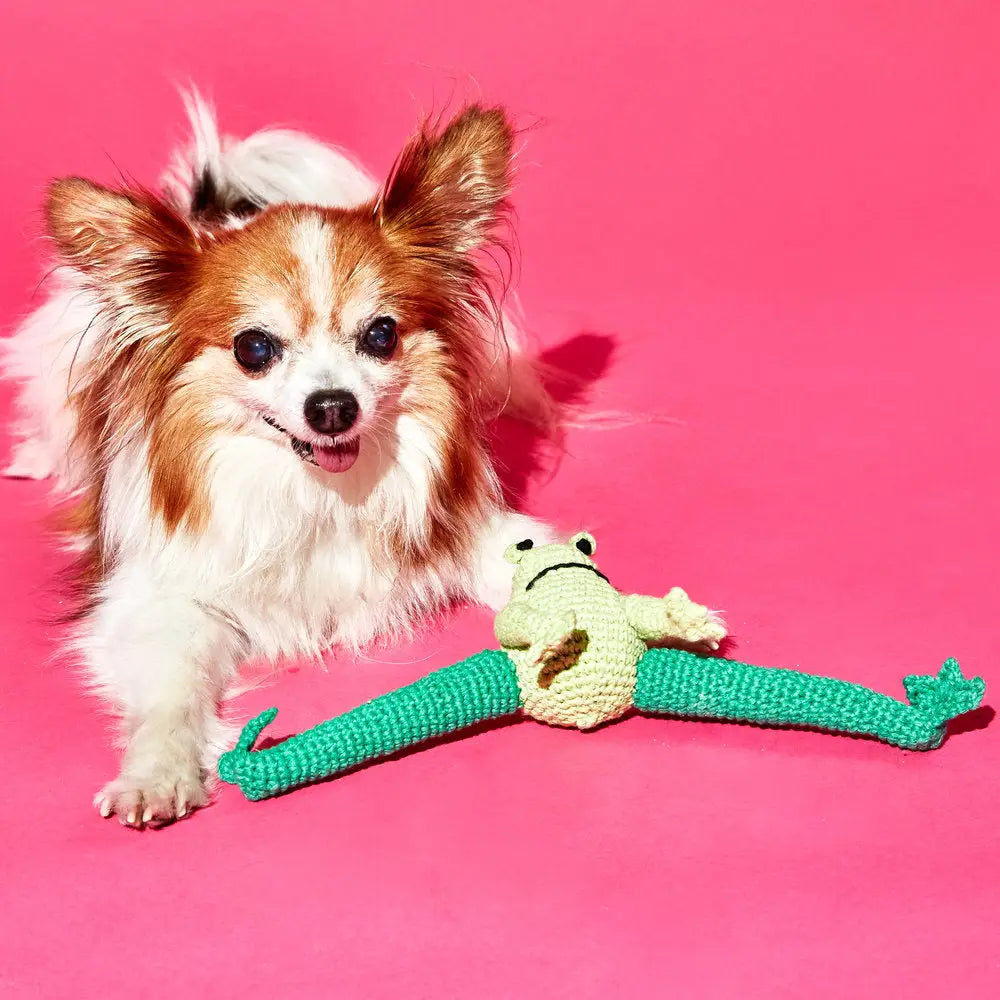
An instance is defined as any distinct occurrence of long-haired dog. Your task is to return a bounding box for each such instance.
[2,94,556,827]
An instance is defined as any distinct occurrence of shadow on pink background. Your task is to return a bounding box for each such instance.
[1,2,997,997]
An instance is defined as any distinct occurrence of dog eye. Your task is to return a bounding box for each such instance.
[233,329,278,372]
[359,317,398,359]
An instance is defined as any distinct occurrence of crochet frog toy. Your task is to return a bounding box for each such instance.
[496,532,726,729]
[219,534,986,801]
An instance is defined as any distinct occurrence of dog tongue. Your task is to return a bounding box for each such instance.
[313,440,360,474]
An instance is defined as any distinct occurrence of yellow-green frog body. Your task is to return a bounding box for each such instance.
[495,533,727,729]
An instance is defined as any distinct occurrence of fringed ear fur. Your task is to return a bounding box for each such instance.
[46,177,198,292]
[377,105,515,257]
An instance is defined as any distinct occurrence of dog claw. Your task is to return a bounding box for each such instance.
[96,773,208,828]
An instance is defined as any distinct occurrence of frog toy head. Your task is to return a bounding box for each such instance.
[503,531,605,595]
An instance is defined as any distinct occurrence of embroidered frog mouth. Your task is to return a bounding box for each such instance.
[524,562,611,592]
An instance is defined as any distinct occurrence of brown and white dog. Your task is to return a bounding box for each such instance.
[2,93,556,827]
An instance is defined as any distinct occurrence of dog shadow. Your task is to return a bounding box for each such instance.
[489,330,616,507]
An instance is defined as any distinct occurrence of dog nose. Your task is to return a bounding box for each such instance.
[303,390,359,435]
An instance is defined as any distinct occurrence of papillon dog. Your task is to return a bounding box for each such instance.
[2,93,557,827]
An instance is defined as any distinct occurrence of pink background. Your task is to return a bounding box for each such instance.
[1,2,998,997]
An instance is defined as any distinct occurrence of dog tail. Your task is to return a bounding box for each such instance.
[159,85,376,221]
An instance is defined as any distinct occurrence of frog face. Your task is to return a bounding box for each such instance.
[503,531,605,593]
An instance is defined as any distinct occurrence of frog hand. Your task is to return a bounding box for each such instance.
[663,587,727,650]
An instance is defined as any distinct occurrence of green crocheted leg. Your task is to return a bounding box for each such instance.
[218,649,521,800]
[634,649,984,750]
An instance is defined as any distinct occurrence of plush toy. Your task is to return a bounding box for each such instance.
[219,533,986,801]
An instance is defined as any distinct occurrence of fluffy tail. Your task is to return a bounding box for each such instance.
[160,86,376,219]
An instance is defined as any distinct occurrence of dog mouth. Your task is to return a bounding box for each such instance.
[261,414,360,473]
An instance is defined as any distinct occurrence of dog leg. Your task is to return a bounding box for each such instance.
[84,565,243,828]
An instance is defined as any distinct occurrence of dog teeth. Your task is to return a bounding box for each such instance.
[260,412,318,465]
[142,806,153,823]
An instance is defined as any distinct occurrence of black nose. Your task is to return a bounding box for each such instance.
[303,390,359,435]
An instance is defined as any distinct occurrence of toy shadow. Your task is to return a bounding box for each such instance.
[946,703,994,737]
[489,331,616,508]
[646,634,738,659]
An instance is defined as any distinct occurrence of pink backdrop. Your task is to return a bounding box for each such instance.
[1,3,997,997]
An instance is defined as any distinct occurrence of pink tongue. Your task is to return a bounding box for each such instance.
[313,440,360,473]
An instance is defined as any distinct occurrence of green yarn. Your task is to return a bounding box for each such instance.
[634,649,984,750]
[497,532,727,729]
[219,535,987,803]
[218,648,520,800]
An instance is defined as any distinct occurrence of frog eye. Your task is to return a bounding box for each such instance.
[504,539,533,564]
[571,531,596,556]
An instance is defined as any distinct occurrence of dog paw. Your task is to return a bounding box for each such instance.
[94,771,209,829]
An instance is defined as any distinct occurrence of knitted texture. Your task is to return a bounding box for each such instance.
[219,533,987,804]
[218,649,520,800]
[634,648,985,750]
[496,533,725,729]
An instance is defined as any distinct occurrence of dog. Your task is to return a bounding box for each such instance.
[2,93,557,827]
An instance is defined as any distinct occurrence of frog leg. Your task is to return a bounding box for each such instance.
[495,599,585,688]
[623,589,726,648]
[634,647,984,750]
[495,598,577,650]
[218,649,521,800]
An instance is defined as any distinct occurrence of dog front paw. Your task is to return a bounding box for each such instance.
[95,769,209,829]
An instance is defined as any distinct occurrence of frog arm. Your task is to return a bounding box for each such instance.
[623,588,727,648]
[495,598,576,650]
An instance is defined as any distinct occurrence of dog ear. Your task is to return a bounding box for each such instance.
[46,178,198,297]
[378,105,514,256]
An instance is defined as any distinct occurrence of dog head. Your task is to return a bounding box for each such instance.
[48,105,515,534]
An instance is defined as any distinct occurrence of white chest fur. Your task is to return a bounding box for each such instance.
[99,430,464,662]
